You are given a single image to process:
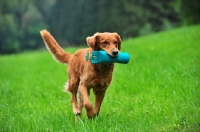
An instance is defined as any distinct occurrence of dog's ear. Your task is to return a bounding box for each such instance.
[86,33,100,50]
[113,33,122,50]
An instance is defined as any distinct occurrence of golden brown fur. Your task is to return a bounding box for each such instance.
[40,30,121,118]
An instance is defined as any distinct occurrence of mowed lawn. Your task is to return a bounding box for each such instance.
[0,25,200,132]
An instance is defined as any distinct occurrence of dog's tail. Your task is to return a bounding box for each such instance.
[40,29,72,64]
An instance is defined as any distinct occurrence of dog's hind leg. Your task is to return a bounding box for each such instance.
[66,77,81,116]
[71,91,80,115]
[77,92,84,115]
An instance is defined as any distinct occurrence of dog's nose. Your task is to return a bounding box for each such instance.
[112,50,119,56]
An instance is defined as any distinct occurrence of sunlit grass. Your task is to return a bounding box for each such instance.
[0,25,200,131]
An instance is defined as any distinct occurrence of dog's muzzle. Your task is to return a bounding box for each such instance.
[112,50,119,56]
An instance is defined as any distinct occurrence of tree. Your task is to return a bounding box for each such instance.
[49,0,99,45]
[0,0,50,54]
[180,0,200,25]
[0,0,182,54]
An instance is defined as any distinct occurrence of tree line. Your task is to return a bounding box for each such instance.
[0,0,199,54]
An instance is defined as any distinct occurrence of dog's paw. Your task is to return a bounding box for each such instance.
[73,108,81,116]
[86,108,95,118]
[87,113,95,119]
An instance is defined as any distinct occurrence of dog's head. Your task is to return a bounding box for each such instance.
[86,32,121,57]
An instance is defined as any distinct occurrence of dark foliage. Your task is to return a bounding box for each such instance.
[0,0,199,54]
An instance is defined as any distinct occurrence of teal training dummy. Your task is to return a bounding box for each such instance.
[85,50,130,64]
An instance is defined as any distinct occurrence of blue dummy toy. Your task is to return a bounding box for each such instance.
[85,50,130,64]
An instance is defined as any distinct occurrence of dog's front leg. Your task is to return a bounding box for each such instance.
[79,84,94,118]
[93,91,106,116]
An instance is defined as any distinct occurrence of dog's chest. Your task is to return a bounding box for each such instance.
[89,77,111,89]
[94,64,114,77]
[88,65,114,88]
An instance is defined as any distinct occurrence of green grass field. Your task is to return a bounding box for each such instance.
[0,25,200,132]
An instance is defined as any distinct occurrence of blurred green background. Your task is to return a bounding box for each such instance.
[0,0,199,54]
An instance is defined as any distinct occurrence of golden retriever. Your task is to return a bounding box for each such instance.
[40,30,121,118]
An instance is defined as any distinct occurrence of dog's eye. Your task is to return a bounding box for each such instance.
[103,41,108,44]
[114,41,118,44]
